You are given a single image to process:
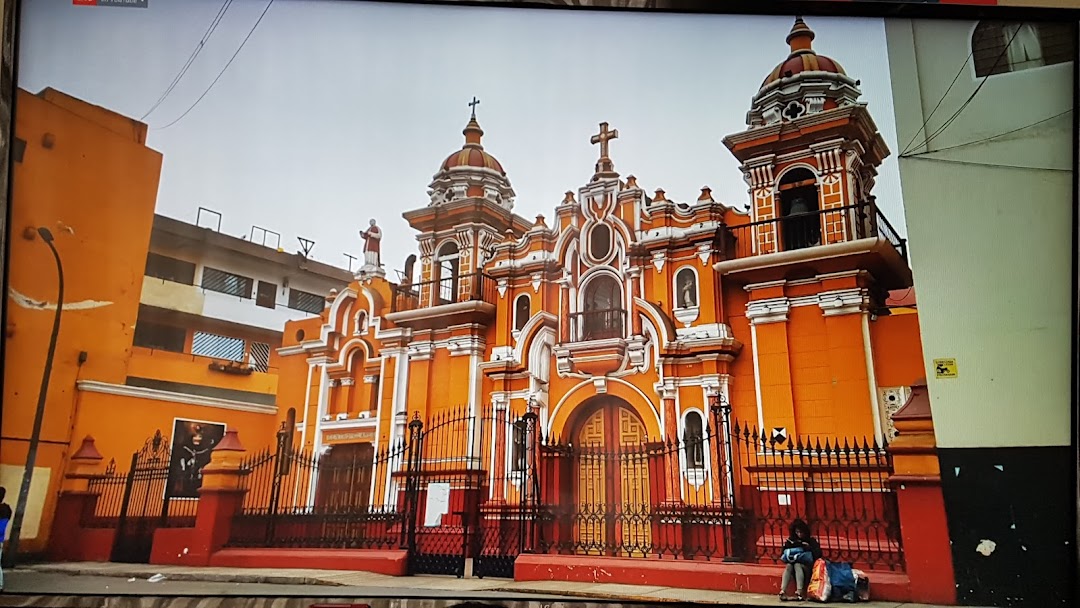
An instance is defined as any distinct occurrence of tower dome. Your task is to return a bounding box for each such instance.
[428,99,516,210]
[439,116,507,175]
[747,17,862,128]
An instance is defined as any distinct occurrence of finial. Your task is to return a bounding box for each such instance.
[463,97,484,147]
[625,175,639,189]
[534,214,547,228]
[698,186,713,201]
[654,188,667,202]
[563,191,576,205]
[787,16,815,53]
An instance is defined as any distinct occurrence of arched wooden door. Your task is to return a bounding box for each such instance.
[574,399,651,556]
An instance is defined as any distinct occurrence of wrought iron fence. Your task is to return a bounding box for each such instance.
[227,431,409,550]
[730,421,904,572]
[719,200,907,262]
[390,271,497,312]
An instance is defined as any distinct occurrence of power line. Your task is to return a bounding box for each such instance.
[900,109,1072,158]
[898,45,976,157]
[141,0,234,121]
[901,154,1070,173]
[154,0,275,131]
[904,24,1024,156]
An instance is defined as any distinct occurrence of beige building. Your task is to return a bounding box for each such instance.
[885,17,1074,608]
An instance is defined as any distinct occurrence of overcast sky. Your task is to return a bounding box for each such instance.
[17,0,905,276]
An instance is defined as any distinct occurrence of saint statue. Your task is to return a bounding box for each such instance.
[359,219,382,268]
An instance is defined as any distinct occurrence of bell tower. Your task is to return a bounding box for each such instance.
[723,17,889,257]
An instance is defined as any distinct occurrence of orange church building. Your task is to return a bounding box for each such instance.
[261,15,928,582]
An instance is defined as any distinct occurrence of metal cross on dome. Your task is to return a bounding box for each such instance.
[591,121,618,160]
[469,96,480,119]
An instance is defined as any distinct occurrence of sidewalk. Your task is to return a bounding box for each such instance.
[13,562,968,608]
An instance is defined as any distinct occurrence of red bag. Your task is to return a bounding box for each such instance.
[806,559,832,602]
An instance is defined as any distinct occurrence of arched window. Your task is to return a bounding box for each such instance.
[436,242,460,305]
[675,268,698,309]
[589,223,612,261]
[355,310,367,335]
[972,22,1073,77]
[514,294,531,331]
[778,168,820,251]
[684,411,705,469]
[579,275,623,341]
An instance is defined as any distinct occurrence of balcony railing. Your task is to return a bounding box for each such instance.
[719,200,908,262]
[569,308,626,342]
[390,271,498,313]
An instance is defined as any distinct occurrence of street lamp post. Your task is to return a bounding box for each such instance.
[6,227,64,566]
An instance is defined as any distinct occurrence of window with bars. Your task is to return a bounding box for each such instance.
[145,253,197,285]
[133,321,186,353]
[201,267,254,299]
[288,289,324,314]
[248,342,271,373]
[192,331,245,362]
[972,22,1074,78]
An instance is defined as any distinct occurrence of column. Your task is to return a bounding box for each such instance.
[818,285,878,441]
[170,428,248,567]
[489,395,509,503]
[745,296,796,440]
[339,377,355,417]
[887,384,956,605]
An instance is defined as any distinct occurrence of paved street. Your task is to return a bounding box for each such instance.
[0,563,974,608]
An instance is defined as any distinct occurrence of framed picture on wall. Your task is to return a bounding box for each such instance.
[167,418,226,499]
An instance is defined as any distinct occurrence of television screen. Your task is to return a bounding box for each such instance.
[1,1,1074,607]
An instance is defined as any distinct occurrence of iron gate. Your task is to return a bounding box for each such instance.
[402,407,498,577]
[109,430,195,563]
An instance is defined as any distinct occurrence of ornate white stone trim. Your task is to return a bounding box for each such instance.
[673,306,700,328]
[531,273,542,293]
[745,297,791,325]
[818,288,869,316]
[339,377,355,387]
[651,251,666,273]
[497,278,508,298]
[76,381,277,415]
[407,341,435,361]
[363,375,377,384]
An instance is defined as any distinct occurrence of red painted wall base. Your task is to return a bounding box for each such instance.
[514,555,913,603]
[208,548,408,576]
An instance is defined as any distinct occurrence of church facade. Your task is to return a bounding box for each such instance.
[267,16,926,573]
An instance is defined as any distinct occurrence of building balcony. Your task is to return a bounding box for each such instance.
[714,199,912,289]
[126,346,279,406]
[385,271,497,330]
[140,277,205,316]
[569,308,626,342]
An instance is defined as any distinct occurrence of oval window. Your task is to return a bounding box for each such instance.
[590,224,612,260]
[295,329,306,342]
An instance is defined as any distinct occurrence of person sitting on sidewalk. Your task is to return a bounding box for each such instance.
[0,487,12,592]
[779,518,822,601]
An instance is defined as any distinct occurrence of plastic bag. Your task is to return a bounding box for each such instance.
[852,568,871,602]
[806,559,831,602]
[827,561,857,598]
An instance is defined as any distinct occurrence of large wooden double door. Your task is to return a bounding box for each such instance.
[575,401,652,556]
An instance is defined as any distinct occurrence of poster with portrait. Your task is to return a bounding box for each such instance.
[167,418,226,499]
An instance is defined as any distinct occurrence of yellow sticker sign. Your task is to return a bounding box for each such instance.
[934,358,958,379]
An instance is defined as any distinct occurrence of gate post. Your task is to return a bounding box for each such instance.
[47,436,107,562]
[887,384,956,605]
[402,414,424,558]
[162,428,248,567]
[710,396,744,562]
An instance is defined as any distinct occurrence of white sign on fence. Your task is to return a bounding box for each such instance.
[424,482,451,527]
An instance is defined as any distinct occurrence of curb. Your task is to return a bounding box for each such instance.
[27,566,347,587]
[493,588,705,604]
